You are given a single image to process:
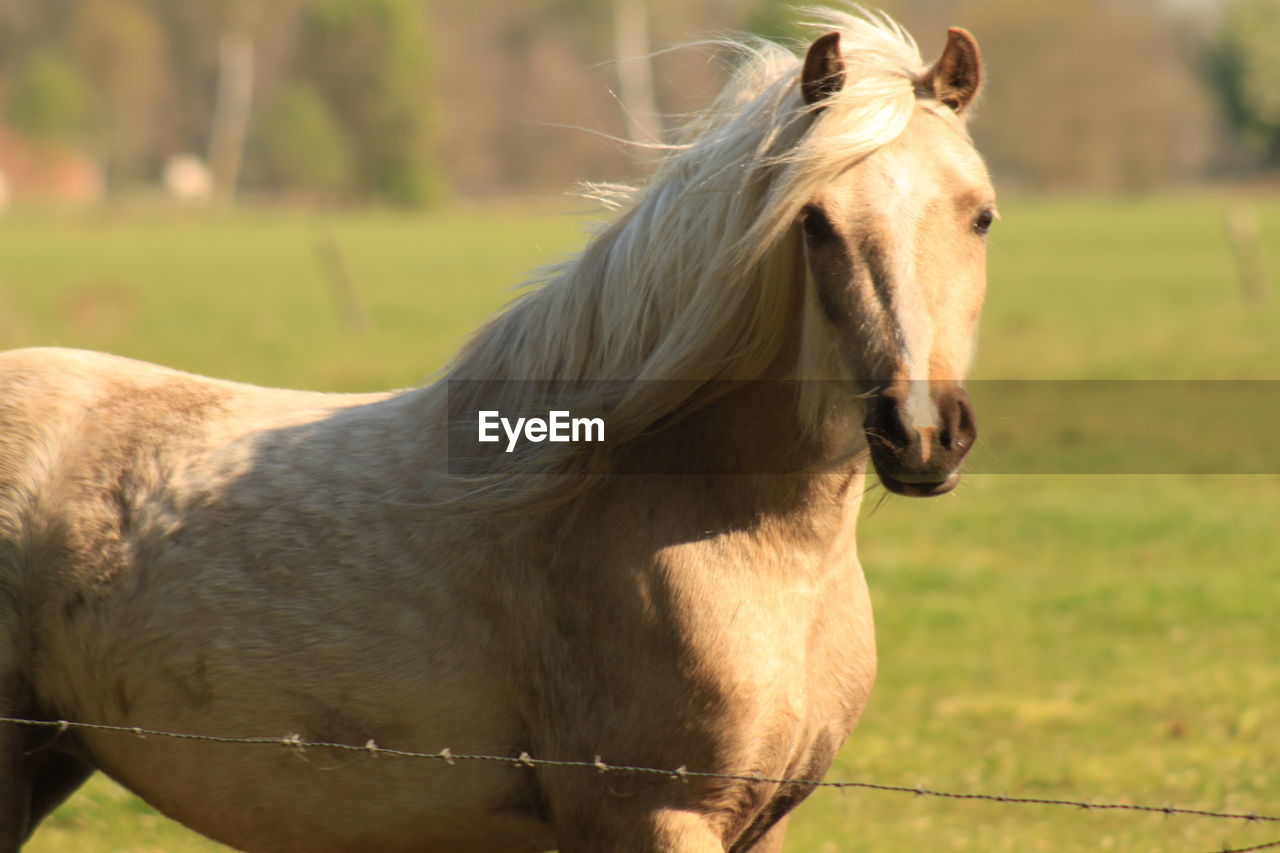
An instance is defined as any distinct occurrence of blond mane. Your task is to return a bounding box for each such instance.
[441,9,929,505]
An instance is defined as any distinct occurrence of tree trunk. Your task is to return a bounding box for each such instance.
[208,28,256,204]
[613,0,663,157]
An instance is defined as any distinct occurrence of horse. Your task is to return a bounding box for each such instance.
[0,10,993,852]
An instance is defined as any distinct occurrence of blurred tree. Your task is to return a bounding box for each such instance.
[0,0,1246,199]
[0,1,40,61]
[745,0,1217,191]
[254,83,353,195]
[964,0,1216,191]
[5,51,88,143]
[426,0,740,193]
[141,0,311,176]
[613,0,662,151]
[427,0,621,191]
[745,2,805,44]
[1214,0,1280,167]
[207,1,261,204]
[296,0,438,206]
[67,0,173,183]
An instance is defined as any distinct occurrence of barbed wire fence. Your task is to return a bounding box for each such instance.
[3,714,1277,853]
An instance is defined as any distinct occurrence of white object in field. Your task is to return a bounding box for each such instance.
[164,154,214,203]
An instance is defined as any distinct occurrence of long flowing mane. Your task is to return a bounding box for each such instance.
[440,9,928,505]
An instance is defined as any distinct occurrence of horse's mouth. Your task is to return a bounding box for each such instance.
[874,468,960,497]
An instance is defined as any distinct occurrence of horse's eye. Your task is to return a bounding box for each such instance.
[974,209,995,235]
[801,206,836,242]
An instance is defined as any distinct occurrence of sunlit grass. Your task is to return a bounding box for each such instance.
[28,775,226,853]
[789,474,1279,852]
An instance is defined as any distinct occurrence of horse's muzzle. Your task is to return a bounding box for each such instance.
[863,384,977,497]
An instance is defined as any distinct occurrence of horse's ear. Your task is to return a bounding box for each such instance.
[801,31,845,106]
[921,27,982,114]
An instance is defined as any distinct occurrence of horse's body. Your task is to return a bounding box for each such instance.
[0,348,870,852]
[0,11,994,852]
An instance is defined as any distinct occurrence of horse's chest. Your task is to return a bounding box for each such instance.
[666,556,876,771]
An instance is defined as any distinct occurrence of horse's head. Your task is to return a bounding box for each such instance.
[798,28,993,497]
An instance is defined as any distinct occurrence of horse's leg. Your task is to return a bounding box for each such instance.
[0,674,93,850]
[0,661,30,850]
[554,806,726,853]
[0,725,93,851]
[24,749,93,832]
[0,720,28,853]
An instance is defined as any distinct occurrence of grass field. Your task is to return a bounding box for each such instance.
[2,195,1278,852]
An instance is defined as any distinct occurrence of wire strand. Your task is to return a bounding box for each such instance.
[2,714,1275,852]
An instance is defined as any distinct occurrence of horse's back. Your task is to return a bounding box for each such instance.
[0,345,417,661]
[0,345,384,735]
[0,347,311,588]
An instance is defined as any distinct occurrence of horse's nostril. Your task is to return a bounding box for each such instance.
[941,390,978,453]
[866,396,910,449]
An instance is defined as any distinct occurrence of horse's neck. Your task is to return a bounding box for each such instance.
[615,382,869,546]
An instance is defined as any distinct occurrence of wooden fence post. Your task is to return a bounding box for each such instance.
[1224,204,1271,307]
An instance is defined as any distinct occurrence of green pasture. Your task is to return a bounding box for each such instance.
[2,195,1278,852]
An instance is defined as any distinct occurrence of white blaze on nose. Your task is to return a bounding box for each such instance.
[903,385,939,464]
[878,147,940,451]
[902,380,939,432]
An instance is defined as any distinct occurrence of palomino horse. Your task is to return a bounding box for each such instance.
[0,10,993,852]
